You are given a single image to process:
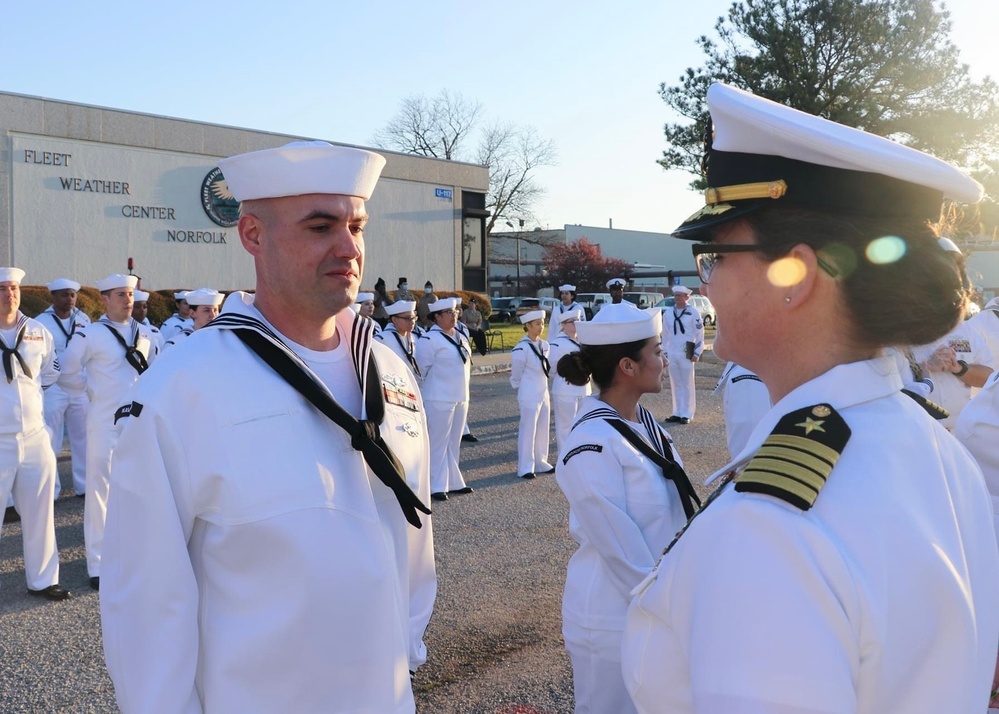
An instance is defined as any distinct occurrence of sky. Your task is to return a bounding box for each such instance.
[3,0,997,235]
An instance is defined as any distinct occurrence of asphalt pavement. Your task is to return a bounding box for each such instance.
[0,355,732,713]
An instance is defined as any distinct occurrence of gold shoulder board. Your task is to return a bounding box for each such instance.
[734,403,851,510]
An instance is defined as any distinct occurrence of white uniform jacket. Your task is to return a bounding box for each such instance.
[913,321,995,429]
[376,325,421,380]
[623,356,999,714]
[0,315,59,434]
[548,335,591,398]
[548,301,582,339]
[955,370,999,538]
[663,305,703,358]
[510,336,550,397]
[716,362,770,459]
[101,293,435,714]
[58,318,157,420]
[414,326,471,403]
[557,397,686,631]
[139,318,164,356]
[38,307,91,357]
[159,313,193,342]
[162,327,193,352]
[964,307,999,369]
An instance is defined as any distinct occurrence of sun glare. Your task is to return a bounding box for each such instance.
[866,236,907,265]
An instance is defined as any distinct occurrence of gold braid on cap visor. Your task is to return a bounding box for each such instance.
[704,179,787,205]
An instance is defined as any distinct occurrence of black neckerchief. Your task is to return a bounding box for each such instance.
[0,315,32,382]
[672,307,690,335]
[525,338,551,377]
[432,325,468,363]
[209,311,430,529]
[45,309,81,343]
[389,329,421,377]
[100,318,149,374]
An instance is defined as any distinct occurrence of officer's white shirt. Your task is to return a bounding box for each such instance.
[955,370,999,536]
[548,335,591,398]
[38,307,90,358]
[913,320,994,429]
[557,396,686,630]
[548,301,582,339]
[964,307,999,369]
[663,305,704,356]
[414,325,471,403]
[0,315,59,435]
[58,318,157,417]
[510,336,550,398]
[623,355,999,714]
[101,292,434,714]
[716,362,770,459]
[160,313,194,341]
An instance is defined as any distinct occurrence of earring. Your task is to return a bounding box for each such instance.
[784,296,792,303]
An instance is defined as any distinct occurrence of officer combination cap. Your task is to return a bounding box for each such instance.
[575,302,663,346]
[47,278,80,292]
[0,268,25,284]
[672,285,693,295]
[673,83,984,240]
[519,310,545,324]
[133,290,150,302]
[185,288,224,307]
[385,300,416,316]
[558,284,576,292]
[606,278,626,289]
[556,309,584,324]
[96,274,138,292]
[429,297,460,313]
[218,141,387,202]
[355,292,375,303]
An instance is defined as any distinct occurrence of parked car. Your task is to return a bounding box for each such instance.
[515,297,549,320]
[623,292,665,309]
[654,294,717,326]
[490,296,522,323]
[575,292,613,320]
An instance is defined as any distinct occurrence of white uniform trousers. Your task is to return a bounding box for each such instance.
[666,353,696,419]
[553,394,586,457]
[0,427,60,590]
[517,392,552,476]
[563,620,637,714]
[85,420,118,577]
[426,400,468,494]
[43,383,89,496]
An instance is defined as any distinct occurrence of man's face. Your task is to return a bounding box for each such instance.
[102,287,134,322]
[674,292,690,308]
[51,288,77,315]
[239,193,367,320]
[0,282,20,317]
[610,285,623,302]
[132,301,148,322]
[192,304,219,329]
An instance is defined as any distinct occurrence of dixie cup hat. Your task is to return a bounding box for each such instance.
[519,310,546,324]
[47,278,81,292]
[96,274,139,292]
[575,302,663,345]
[385,300,417,316]
[0,268,25,284]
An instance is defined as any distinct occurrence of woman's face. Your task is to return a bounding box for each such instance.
[525,319,544,340]
[629,336,667,395]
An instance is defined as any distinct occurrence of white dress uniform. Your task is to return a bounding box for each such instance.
[557,397,687,714]
[715,362,770,458]
[415,322,471,495]
[0,314,63,590]
[58,316,157,578]
[623,356,999,713]
[912,319,995,429]
[39,305,91,496]
[955,370,999,543]
[963,305,999,369]
[101,293,435,713]
[159,313,193,341]
[376,324,421,381]
[162,327,193,352]
[663,304,704,420]
[549,300,582,339]
[510,335,553,476]
[138,317,164,356]
[548,333,591,454]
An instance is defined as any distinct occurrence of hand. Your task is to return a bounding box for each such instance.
[925,345,958,373]
[690,355,699,363]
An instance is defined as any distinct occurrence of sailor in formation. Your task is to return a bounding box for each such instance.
[548,308,591,455]
[376,300,421,380]
[662,284,704,424]
[510,309,553,479]
[159,291,193,341]
[548,283,582,339]
[58,273,158,590]
[39,277,91,497]
[161,288,223,352]
[0,267,71,601]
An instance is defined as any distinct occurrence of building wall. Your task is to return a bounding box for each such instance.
[0,92,488,292]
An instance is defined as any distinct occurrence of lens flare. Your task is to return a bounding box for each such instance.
[866,236,907,265]
[767,256,807,287]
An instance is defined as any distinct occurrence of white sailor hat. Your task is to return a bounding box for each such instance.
[429,297,461,313]
[355,292,375,303]
[133,289,150,302]
[558,284,576,292]
[556,309,584,324]
[218,141,387,202]
[47,278,80,292]
[575,302,662,346]
[185,288,224,307]
[173,291,189,301]
[385,300,417,316]
[519,310,545,324]
[606,278,626,289]
[673,83,984,240]
[672,285,693,295]
[96,274,138,292]
[0,268,25,284]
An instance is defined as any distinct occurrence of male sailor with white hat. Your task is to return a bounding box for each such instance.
[100,141,435,714]
[0,268,71,601]
[548,283,581,339]
[548,309,591,454]
[39,277,91,497]
[131,289,164,355]
[662,284,704,424]
[159,291,193,341]
[511,309,554,479]
[161,288,223,352]
[59,273,158,590]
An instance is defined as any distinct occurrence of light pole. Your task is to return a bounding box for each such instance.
[505,219,525,295]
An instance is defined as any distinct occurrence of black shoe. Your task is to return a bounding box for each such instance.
[3,506,20,524]
[89,577,100,591]
[431,492,448,502]
[539,465,556,475]
[28,584,72,601]
[461,434,479,443]
[679,417,691,425]
[665,416,682,423]
[520,473,536,480]
[449,487,474,495]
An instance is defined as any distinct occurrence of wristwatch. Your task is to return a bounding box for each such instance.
[951,359,969,378]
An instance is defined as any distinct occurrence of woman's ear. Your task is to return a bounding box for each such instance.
[773,243,822,307]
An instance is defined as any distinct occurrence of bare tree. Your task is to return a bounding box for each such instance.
[373,90,557,233]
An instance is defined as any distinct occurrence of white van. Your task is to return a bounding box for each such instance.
[576,292,613,320]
